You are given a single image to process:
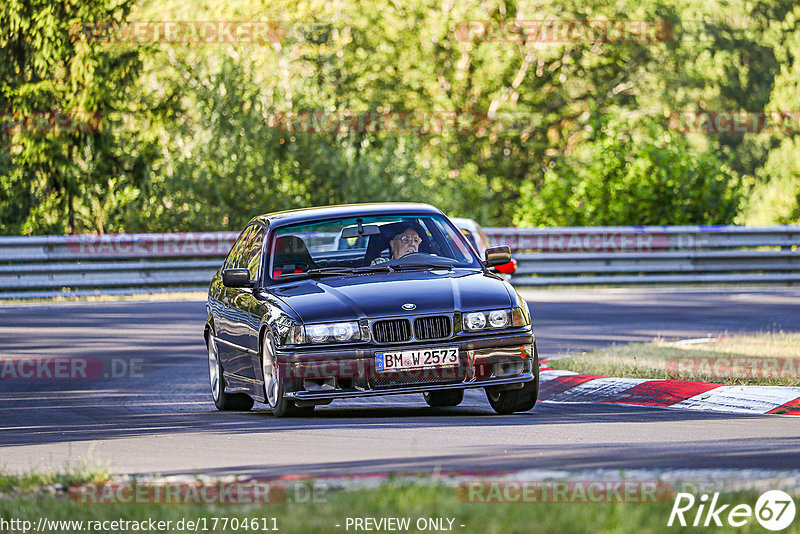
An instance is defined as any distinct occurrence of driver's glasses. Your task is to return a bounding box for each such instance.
[397,236,422,246]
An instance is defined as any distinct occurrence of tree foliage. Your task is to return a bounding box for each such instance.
[0,0,154,234]
[514,114,741,226]
[1,0,797,234]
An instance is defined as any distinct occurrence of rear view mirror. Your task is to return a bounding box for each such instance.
[222,268,251,288]
[484,246,512,268]
[341,224,381,239]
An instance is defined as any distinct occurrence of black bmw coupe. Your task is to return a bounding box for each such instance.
[205,203,538,416]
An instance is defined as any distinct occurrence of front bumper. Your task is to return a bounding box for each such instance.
[277,330,536,401]
[286,375,534,400]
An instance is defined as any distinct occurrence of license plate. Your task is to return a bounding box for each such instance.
[375,347,459,372]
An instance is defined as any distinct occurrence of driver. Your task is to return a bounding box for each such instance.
[371,225,422,265]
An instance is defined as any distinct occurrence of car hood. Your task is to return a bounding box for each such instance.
[268,270,512,323]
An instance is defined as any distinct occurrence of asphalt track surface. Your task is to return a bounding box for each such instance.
[1,288,799,477]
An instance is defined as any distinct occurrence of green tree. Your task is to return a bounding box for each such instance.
[2,0,797,234]
[738,4,800,224]
[514,114,741,226]
[0,0,150,234]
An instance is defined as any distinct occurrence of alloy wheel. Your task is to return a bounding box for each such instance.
[208,335,221,402]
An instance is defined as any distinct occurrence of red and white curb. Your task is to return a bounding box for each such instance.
[538,362,800,416]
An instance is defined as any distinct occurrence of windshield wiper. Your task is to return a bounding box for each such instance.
[309,266,393,275]
[277,266,391,280]
[350,265,393,274]
[390,263,454,271]
[304,267,356,276]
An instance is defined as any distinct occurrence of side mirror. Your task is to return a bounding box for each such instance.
[484,246,512,268]
[494,258,517,275]
[222,268,252,288]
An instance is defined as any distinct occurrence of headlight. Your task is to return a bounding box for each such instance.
[488,310,509,328]
[332,322,357,341]
[464,312,487,331]
[463,310,510,331]
[304,321,361,344]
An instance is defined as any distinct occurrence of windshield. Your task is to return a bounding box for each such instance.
[267,214,481,280]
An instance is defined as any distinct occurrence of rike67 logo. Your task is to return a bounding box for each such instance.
[668,490,796,531]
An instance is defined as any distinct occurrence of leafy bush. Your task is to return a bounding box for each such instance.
[514,115,742,226]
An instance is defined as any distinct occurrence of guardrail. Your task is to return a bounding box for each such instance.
[0,226,798,298]
[485,225,800,285]
[0,232,237,299]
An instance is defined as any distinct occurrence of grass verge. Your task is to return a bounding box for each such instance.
[1,481,798,534]
[0,464,111,496]
[548,332,800,387]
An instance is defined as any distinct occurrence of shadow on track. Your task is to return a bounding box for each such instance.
[161,434,800,478]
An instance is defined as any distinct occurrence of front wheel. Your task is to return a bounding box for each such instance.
[261,331,314,418]
[485,342,539,414]
[208,333,254,411]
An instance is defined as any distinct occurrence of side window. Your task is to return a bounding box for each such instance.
[225,226,255,270]
[477,228,490,253]
[462,230,480,253]
[431,219,472,262]
[246,226,265,280]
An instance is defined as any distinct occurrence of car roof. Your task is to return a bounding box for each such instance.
[251,203,445,228]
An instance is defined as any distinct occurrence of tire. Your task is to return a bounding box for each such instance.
[261,330,315,418]
[424,389,464,407]
[207,333,254,411]
[485,342,540,414]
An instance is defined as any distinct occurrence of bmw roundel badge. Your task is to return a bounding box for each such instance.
[402,303,416,310]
